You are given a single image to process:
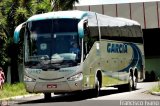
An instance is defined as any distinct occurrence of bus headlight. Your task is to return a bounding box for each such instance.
[24,75,36,82]
[67,72,83,81]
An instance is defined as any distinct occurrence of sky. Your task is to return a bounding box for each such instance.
[75,0,160,6]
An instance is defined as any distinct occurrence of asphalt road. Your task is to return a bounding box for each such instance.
[3,81,160,106]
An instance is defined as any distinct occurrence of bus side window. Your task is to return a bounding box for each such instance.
[84,36,97,53]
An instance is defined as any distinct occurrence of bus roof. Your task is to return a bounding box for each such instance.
[86,11,142,38]
[27,10,140,26]
[87,11,140,27]
[27,10,142,38]
[27,10,87,22]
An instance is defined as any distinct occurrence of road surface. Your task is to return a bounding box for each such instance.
[2,81,160,106]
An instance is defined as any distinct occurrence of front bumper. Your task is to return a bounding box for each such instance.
[25,80,82,93]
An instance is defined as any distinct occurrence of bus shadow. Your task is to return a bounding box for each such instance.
[17,88,139,105]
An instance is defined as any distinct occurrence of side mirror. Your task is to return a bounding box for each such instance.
[14,22,26,43]
[78,19,88,38]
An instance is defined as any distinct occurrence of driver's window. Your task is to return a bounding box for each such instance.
[83,21,89,36]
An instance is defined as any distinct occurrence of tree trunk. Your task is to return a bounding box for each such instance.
[10,43,19,83]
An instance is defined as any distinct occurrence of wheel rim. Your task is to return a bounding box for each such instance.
[129,76,133,88]
[128,76,134,91]
[95,78,100,96]
[97,80,100,93]
[133,76,137,89]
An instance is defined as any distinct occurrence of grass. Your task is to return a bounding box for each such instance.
[0,83,29,99]
[102,76,127,86]
[151,85,160,92]
[0,76,126,99]
[88,75,127,87]
[150,81,160,93]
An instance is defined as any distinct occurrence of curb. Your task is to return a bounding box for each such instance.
[0,93,43,101]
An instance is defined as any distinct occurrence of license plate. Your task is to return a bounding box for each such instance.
[47,84,57,88]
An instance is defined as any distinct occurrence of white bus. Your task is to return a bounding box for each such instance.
[14,10,145,99]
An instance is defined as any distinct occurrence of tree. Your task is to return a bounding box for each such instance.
[0,26,8,66]
[0,0,78,83]
[0,0,52,83]
[0,0,33,83]
[33,0,52,14]
[52,0,79,11]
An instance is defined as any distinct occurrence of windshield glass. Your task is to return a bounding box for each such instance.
[25,19,81,69]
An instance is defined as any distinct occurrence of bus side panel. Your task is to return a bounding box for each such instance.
[100,40,129,86]
[100,40,145,87]
[133,43,145,81]
[82,42,101,90]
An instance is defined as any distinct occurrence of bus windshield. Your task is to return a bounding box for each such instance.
[25,19,81,69]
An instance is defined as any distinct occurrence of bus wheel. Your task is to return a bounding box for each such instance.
[133,69,138,90]
[133,75,137,90]
[128,75,137,91]
[128,75,134,91]
[44,93,51,100]
[94,77,100,97]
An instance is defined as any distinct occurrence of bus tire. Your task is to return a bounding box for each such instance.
[128,74,137,91]
[44,93,51,100]
[128,76,134,91]
[93,77,100,97]
[133,75,137,90]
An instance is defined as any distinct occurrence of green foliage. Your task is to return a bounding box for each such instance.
[53,0,79,11]
[0,0,52,83]
[0,13,8,66]
[150,81,160,92]
[0,0,79,82]
[0,32,8,66]
[14,7,29,23]
[0,83,28,99]
[32,0,52,14]
[151,85,160,92]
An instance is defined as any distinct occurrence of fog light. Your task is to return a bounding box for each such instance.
[24,75,36,82]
